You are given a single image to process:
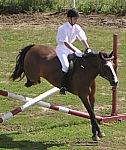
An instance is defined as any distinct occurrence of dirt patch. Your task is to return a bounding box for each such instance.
[0,12,126,28]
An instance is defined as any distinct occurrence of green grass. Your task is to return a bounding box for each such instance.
[0,22,126,149]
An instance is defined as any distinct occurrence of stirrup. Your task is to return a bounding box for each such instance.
[59,87,66,95]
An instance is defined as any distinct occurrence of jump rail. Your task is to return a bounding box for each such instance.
[1,87,126,124]
[0,88,103,123]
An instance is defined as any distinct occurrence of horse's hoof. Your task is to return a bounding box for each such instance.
[92,135,100,141]
[38,80,41,84]
[25,82,33,87]
[59,88,66,95]
[98,132,105,138]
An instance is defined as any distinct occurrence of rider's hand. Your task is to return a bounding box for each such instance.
[75,50,83,57]
[86,48,92,53]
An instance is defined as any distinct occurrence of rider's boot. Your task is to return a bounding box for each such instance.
[60,71,67,95]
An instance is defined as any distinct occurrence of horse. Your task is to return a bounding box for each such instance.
[10,44,118,141]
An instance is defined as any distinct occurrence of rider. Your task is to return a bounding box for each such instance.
[56,8,90,95]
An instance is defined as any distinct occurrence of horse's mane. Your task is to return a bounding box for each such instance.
[83,50,111,59]
[83,50,98,59]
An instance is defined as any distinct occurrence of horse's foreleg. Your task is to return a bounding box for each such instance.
[79,95,104,141]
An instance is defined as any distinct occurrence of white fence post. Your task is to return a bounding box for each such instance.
[72,0,76,8]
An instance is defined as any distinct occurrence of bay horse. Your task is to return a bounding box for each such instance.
[10,44,118,141]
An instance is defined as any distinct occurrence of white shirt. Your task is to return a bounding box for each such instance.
[56,22,87,45]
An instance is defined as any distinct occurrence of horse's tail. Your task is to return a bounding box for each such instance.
[10,44,35,81]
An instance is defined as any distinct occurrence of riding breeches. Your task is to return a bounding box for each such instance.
[56,45,73,72]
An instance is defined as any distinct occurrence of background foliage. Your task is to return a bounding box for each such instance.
[0,0,125,15]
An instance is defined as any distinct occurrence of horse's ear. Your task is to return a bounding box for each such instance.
[99,51,114,61]
[99,52,104,60]
[109,51,113,58]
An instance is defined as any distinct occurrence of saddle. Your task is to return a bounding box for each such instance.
[67,51,94,79]
[67,53,77,79]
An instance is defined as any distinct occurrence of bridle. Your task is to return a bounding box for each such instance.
[80,52,115,81]
[98,54,114,81]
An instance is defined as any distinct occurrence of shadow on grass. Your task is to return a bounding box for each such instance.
[0,133,98,150]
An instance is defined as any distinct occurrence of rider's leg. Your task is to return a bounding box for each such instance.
[60,70,67,95]
[56,47,73,95]
[59,54,69,94]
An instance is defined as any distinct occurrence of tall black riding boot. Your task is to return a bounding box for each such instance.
[60,71,67,95]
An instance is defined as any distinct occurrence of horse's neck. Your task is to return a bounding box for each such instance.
[82,54,99,67]
[80,56,100,78]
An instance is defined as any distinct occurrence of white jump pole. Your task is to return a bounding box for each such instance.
[0,87,59,123]
[0,88,103,123]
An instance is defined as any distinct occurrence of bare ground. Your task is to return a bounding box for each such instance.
[0,12,126,28]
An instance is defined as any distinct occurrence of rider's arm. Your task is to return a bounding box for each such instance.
[64,42,83,57]
[76,25,90,50]
[64,42,76,52]
[81,40,90,49]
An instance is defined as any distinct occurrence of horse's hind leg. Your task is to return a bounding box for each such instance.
[25,76,41,87]
[25,77,34,87]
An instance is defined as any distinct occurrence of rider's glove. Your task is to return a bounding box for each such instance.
[75,50,83,57]
[86,48,92,53]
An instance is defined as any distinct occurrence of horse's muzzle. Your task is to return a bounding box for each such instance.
[111,80,118,86]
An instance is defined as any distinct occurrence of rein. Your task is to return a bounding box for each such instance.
[71,52,112,82]
[79,53,98,69]
[80,54,110,81]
